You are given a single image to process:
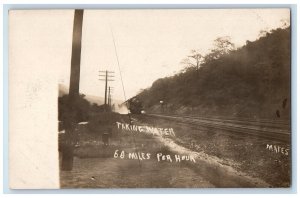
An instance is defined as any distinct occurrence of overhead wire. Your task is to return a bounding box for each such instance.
[109,24,142,168]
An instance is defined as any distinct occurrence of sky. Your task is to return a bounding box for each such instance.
[57,9,290,103]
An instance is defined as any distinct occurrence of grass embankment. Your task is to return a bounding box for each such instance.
[60,112,213,188]
[70,112,171,158]
[136,114,290,187]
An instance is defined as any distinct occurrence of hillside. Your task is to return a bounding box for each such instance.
[136,27,291,119]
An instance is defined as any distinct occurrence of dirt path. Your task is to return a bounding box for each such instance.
[133,115,271,187]
[155,136,270,187]
[60,156,214,188]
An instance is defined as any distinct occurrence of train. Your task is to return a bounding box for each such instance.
[127,97,144,114]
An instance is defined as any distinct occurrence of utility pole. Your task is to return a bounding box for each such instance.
[108,86,114,110]
[105,71,108,105]
[99,70,114,111]
[62,9,84,171]
[108,86,111,107]
[69,10,84,98]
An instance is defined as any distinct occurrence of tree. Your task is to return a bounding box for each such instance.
[58,94,91,124]
[204,36,235,61]
[181,49,204,71]
[280,18,290,29]
[258,29,269,38]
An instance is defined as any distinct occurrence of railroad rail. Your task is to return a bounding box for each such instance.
[146,114,291,143]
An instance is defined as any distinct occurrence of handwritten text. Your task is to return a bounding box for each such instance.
[116,122,175,137]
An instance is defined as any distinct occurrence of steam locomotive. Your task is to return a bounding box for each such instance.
[127,97,144,114]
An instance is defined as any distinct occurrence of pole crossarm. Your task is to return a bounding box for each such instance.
[99,75,115,77]
[99,79,114,81]
[99,71,114,73]
[98,70,115,108]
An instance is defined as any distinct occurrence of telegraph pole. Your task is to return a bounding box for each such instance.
[108,86,111,107]
[69,10,84,98]
[99,70,114,111]
[105,71,108,105]
[108,86,114,110]
[62,9,84,171]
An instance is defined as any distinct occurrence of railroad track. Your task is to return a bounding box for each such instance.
[146,114,291,143]
[180,115,289,130]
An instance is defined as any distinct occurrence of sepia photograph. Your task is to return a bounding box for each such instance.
[9,8,291,189]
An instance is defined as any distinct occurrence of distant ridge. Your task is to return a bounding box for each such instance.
[58,84,123,106]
